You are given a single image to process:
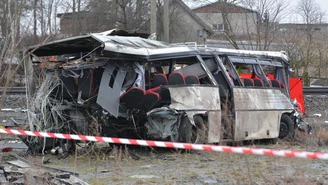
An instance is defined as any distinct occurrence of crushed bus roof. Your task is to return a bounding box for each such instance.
[27,29,289,62]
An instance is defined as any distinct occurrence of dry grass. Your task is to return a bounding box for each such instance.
[29,140,327,185]
[314,126,328,146]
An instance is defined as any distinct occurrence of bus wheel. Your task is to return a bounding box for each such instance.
[279,114,295,139]
[179,115,206,144]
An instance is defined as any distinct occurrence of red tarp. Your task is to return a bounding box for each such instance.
[289,77,306,114]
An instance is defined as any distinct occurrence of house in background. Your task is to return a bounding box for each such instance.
[193,1,259,37]
[56,0,213,45]
[164,0,213,44]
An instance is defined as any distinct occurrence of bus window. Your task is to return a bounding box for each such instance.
[227,56,273,88]
[221,56,243,86]
[261,60,287,90]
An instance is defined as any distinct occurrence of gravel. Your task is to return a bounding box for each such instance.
[303,95,328,128]
[304,95,328,116]
[0,95,27,108]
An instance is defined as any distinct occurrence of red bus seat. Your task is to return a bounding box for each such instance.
[270,80,281,88]
[242,78,254,87]
[253,79,264,87]
[185,74,200,84]
[120,87,160,111]
[168,72,186,85]
[151,73,168,88]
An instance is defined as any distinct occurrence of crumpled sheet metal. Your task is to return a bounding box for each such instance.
[97,64,126,117]
[232,88,294,141]
[234,111,283,141]
[185,111,206,126]
[168,86,221,111]
[146,107,180,140]
[233,88,294,110]
[207,111,221,143]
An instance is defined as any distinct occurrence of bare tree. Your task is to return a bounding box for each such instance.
[298,0,325,24]
[33,0,39,42]
[191,0,289,50]
[241,0,290,50]
[85,0,150,33]
[278,0,327,85]
[296,0,325,85]
[0,0,31,107]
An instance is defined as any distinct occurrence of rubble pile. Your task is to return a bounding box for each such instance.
[0,165,88,185]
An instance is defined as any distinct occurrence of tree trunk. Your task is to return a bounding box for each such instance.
[33,0,38,42]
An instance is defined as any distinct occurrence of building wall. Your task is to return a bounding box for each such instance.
[166,7,209,45]
[196,12,258,36]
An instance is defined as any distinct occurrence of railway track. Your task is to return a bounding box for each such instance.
[1,86,328,95]
[0,87,26,94]
[303,86,328,94]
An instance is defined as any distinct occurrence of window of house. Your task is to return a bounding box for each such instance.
[213,24,224,31]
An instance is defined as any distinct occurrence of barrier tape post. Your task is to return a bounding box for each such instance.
[0,128,327,160]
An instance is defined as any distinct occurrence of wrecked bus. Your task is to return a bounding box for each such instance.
[23,29,301,152]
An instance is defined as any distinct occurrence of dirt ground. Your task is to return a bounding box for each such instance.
[8,136,325,185]
[0,94,328,185]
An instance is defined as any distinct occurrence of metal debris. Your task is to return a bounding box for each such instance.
[1,155,88,185]
[130,175,160,179]
[6,160,30,168]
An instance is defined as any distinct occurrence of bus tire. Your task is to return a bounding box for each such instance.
[179,115,206,144]
[279,114,295,139]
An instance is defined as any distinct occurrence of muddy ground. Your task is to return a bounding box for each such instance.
[0,94,327,185]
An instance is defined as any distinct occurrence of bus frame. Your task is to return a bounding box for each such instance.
[23,29,301,151]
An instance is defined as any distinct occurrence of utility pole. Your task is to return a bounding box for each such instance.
[163,0,169,42]
[150,0,156,36]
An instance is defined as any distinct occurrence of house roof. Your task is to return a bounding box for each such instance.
[57,11,111,18]
[173,0,214,35]
[193,1,257,14]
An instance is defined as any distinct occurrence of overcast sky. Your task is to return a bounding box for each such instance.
[286,0,328,23]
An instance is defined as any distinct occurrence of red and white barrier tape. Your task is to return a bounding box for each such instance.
[0,128,327,160]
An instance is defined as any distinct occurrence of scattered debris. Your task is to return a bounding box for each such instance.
[0,147,13,152]
[0,108,25,112]
[200,158,215,162]
[129,152,141,160]
[0,140,28,150]
[140,165,153,168]
[0,166,8,184]
[130,175,160,179]
[0,153,89,184]
[298,119,313,135]
[6,160,30,168]
[55,173,70,179]
[162,157,176,161]
[200,177,218,184]
[42,158,51,164]
[10,153,79,176]
[314,114,322,117]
